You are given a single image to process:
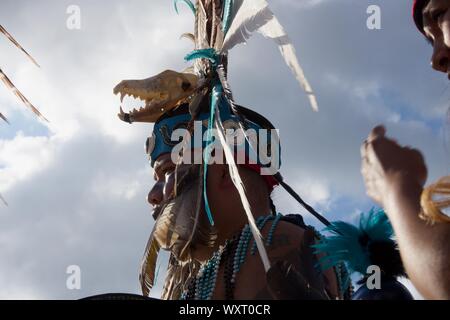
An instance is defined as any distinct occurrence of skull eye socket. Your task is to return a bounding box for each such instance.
[181,81,191,91]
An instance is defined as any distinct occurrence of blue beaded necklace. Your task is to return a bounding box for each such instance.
[182,213,283,300]
[194,245,225,300]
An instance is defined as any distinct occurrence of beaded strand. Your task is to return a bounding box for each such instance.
[250,215,274,255]
[194,245,225,300]
[181,213,283,300]
[223,236,238,300]
[231,216,267,284]
[265,213,282,246]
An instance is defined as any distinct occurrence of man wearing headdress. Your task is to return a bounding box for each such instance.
[114,0,419,300]
[139,99,343,300]
[360,0,450,300]
[111,0,351,300]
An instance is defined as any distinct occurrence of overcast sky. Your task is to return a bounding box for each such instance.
[0,0,446,299]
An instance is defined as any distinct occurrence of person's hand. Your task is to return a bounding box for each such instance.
[360,126,428,206]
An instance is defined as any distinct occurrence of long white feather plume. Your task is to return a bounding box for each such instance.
[0,25,40,67]
[258,17,318,111]
[1,25,47,122]
[0,68,49,122]
[221,0,273,52]
[0,112,9,124]
[221,0,318,111]
[0,193,8,206]
[214,101,271,272]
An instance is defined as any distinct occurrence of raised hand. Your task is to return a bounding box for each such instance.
[360,125,428,206]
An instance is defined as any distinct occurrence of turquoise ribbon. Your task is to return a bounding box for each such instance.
[222,0,233,34]
[185,49,221,226]
[202,82,223,226]
[173,0,196,15]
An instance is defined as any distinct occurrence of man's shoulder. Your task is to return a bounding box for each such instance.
[262,216,317,256]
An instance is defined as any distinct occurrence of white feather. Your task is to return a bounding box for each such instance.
[221,0,273,52]
[214,102,271,272]
[258,17,319,111]
[221,0,319,111]
[0,193,8,206]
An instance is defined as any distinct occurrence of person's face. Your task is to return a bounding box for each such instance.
[147,154,217,260]
[147,152,239,225]
[147,153,176,219]
[422,0,450,77]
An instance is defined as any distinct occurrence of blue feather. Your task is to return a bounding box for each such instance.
[184,48,219,66]
[222,0,234,34]
[359,208,393,242]
[174,0,196,15]
[312,208,395,289]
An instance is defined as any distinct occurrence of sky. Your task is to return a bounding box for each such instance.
[0,0,447,300]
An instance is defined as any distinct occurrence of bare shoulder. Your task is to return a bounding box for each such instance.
[263,219,340,299]
[237,218,339,299]
[261,220,311,257]
[232,220,311,299]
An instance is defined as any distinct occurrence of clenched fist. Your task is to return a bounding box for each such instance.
[360,126,428,206]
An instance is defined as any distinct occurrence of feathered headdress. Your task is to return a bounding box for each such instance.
[176,0,318,110]
[176,0,324,276]
[0,193,8,206]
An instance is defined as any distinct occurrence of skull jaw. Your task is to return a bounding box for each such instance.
[117,95,194,124]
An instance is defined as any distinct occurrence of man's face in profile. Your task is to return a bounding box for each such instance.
[147,153,176,220]
[422,0,450,77]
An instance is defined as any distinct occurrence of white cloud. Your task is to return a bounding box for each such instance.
[89,169,147,201]
[0,133,58,192]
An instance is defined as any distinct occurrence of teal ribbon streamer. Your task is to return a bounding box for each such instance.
[185,48,221,226]
[202,82,222,226]
[222,0,233,34]
[174,0,196,15]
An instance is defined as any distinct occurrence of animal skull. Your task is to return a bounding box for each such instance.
[113,69,200,123]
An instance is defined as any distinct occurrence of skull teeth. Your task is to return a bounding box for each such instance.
[118,91,151,102]
[116,88,189,117]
